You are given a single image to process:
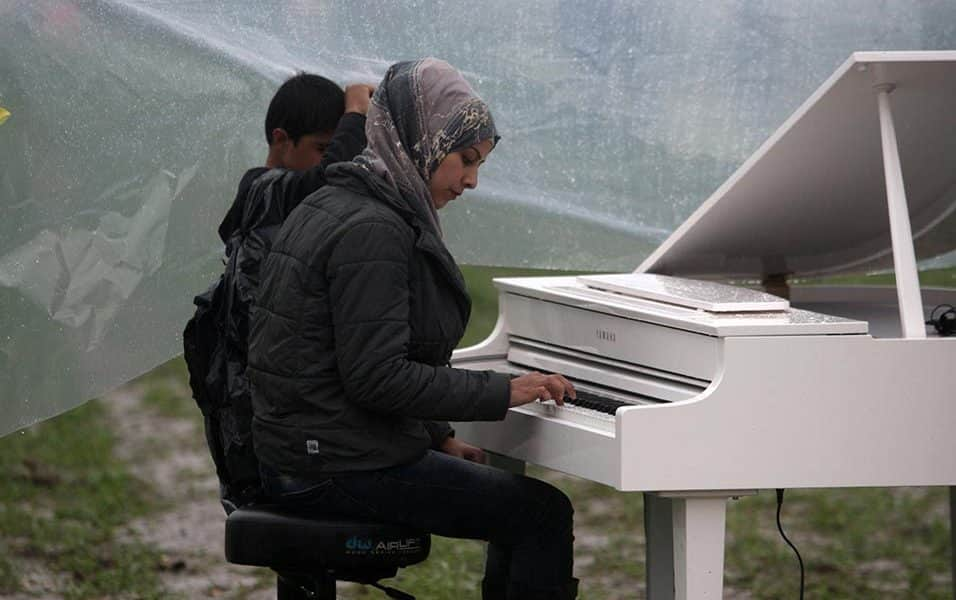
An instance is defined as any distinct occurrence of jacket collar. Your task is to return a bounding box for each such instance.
[326,163,470,301]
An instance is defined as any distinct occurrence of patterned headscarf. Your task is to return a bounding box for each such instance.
[355,58,498,236]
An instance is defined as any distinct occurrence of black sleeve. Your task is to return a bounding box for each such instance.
[320,112,367,167]
[276,112,368,214]
[218,114,367,243]
[424,421,454,448]
[328,220,512,422]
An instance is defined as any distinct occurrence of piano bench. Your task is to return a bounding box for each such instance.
[225,505,430,600]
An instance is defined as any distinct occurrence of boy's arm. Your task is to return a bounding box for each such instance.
[321,112,367,166]
[320,83,373,167]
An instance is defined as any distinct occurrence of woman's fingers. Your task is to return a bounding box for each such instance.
[543,380,563,405]
[555,374,576,402]
[509,371,578,407]
[538,373,573,405]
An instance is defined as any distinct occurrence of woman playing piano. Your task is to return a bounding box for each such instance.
[247,58,580,600]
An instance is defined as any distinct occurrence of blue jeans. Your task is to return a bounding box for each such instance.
[261,450,575,597]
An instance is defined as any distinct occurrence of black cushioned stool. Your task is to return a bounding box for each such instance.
[225,506,430,599]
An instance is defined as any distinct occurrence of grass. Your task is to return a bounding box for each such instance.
[141,381,198,420]
[1,265,953,598]
[459,264,584,347]
[0,400,166,599]
[344,536,487,598]
[800,266,956,288]
[135,356,204,429]
[724,487,951,598]
[347,480,952,599]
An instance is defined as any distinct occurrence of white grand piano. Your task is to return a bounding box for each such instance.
[452,51,956,598]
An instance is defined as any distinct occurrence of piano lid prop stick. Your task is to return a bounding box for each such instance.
[874,78,926,339]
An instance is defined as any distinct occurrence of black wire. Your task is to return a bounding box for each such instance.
[927,304,956,336]
[371,582,415,600]
[930,304,954,322]
[776,489,805,600]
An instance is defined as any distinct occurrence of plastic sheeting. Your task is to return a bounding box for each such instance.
[2,0,956,436]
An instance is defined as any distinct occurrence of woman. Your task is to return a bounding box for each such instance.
[248,58,579,600]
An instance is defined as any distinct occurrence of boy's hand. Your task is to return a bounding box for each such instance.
[344,84,375,115]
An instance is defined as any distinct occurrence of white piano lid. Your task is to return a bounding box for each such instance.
[578,273,789,312]
[494,275,869,336]
[638,51,956,279]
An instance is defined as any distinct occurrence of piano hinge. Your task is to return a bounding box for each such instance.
[761,273,791,300]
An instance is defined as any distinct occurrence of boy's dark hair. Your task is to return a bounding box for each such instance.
[264,73,345,144]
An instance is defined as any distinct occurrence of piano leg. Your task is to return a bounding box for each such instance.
[951,486,956,599]
[671,495,728,600]
[646,491,753,600]
[644,493,675,600]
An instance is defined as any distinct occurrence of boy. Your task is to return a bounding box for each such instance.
[185,73,374,511]
[218,74,374,242]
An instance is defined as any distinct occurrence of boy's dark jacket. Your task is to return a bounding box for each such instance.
[183,113,366,511]
[246,161,511,478]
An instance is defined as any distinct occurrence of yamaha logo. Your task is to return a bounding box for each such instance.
[596,328,616,342]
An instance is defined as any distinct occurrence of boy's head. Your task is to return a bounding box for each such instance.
[265,73,345,171]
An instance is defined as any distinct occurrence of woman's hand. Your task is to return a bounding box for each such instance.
[439,436,486,463]
[509,372,576,408]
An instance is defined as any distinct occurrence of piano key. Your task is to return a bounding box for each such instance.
[527,400,616,433]
[563,389,631,415]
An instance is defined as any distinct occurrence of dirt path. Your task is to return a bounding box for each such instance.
[105,386,274,599]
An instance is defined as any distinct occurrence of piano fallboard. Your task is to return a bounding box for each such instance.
[504,293,719,381]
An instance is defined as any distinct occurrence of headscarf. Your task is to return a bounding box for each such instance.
[355,58,499,237]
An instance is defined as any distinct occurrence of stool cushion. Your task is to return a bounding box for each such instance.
[225,506,431,573]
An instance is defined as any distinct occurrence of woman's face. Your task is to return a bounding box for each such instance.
[429,138,495,210]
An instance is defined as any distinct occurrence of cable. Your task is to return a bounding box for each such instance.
[776,489,805,600]
[926,304,956,336]
[370,582,416,600]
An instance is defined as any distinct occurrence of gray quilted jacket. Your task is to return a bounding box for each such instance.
[247,162,510,476]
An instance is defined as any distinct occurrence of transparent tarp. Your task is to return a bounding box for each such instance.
[2,0,956,435]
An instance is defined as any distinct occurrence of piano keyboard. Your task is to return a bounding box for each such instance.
[507,370,664,434]
[453,343,696,436]
[516,398,616,433]
[564,389,633,415]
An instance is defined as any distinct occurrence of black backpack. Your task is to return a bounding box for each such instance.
[182,169,290,513]
[183,277,261,512]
